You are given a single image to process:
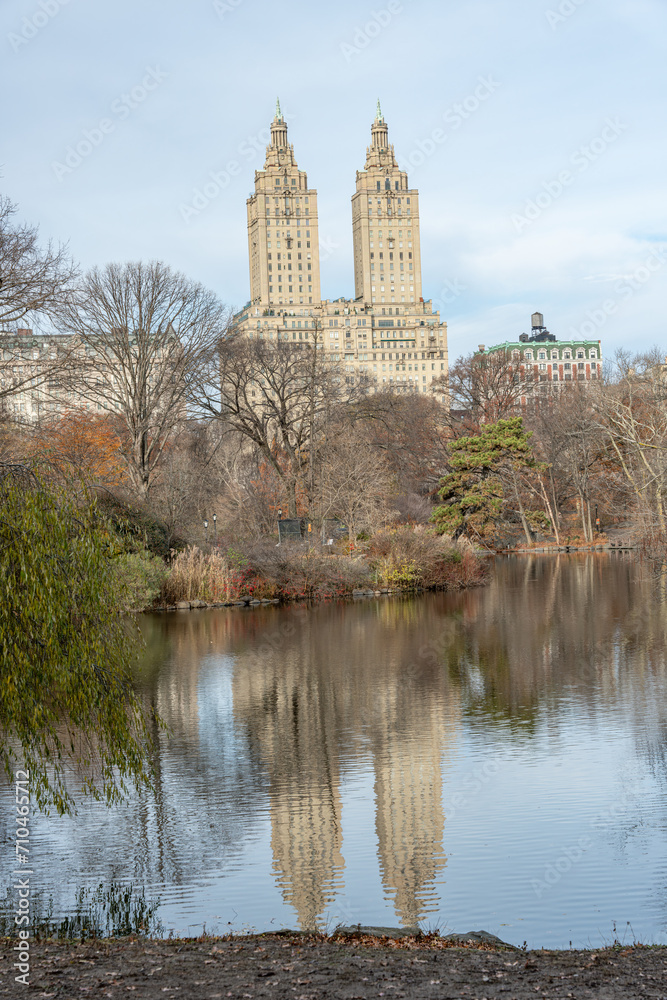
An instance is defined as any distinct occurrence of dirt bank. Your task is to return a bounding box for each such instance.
[2,931,666,999]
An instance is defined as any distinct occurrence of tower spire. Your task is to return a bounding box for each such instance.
[270,98,288,150]
[375,98,383,122]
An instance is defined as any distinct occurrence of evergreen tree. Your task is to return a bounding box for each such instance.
[432,417,548,543]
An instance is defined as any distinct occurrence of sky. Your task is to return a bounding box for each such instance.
[1,0,666,361]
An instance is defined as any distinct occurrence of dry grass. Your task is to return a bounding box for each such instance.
[158,530,487,606]
[161,547,240,604]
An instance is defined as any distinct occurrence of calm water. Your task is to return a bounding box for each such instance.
[3,554,667,948]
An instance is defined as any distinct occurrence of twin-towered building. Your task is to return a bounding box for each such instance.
[234,102,449,398]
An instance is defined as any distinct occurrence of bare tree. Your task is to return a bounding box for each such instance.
[314,425,396,542]
[56,260,230,498]
[434,349,535,430]
[595,349,667,537]
[354,391,449,499]
[0,195,77,325]
[194,327,362,518]
[0,195,79,410]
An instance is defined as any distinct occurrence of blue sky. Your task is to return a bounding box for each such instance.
[2,0,665,360]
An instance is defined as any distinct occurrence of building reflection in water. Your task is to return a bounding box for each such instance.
[2,554,666,941]
[131,554,667,932]
[231,600,460,929]
[372,701,450,927]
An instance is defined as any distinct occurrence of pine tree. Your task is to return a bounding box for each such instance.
[432,417,548,543]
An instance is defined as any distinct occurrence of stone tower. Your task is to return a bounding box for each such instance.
[246,99,322,307]
[351,101,423,305]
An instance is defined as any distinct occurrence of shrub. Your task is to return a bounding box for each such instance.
[368,526,487,590]
[114,551,168,610]
[158,531,486,606]
[160,542,372,604]
[241,540,371,600]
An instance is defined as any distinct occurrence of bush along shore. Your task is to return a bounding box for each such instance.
[124,527,489,612]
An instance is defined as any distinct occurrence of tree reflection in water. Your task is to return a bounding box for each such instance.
[3,554,665,939]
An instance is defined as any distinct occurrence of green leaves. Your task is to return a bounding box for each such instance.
[432,418,545,541]
[0,466,156,815]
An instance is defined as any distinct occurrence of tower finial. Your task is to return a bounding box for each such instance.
[275,97,283,122]
[375,99,383,122]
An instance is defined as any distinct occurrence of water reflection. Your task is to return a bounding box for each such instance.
[227,603,459,927]
[2,554,667,944]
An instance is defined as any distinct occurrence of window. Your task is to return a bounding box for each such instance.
[525,351,533,361]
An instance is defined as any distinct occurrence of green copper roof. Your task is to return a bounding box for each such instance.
[275,97,283,122]
[375,98,383,122]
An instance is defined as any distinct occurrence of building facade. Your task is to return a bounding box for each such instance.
[479,312,602,406]
[246,102,322,307]
[0,327,73,421]
[234,102,448,398]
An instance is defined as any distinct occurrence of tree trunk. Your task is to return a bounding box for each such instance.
[287,477,298,519]
[540,478,560,546]
[655,481,666,537]
[549,469,560,535]
[512,471,533,546]
[578,492,589,542]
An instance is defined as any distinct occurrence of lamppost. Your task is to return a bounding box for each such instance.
[277,508,282,545]
[204,518,209,543]
[213,513,217,543]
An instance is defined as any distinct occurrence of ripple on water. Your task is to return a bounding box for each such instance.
[2,557,667,947]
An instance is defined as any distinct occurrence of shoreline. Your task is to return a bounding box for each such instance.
[4,931,665,999]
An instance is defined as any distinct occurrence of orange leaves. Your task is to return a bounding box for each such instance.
[29,409,128,486]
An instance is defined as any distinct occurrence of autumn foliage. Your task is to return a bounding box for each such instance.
[27,409,128,486]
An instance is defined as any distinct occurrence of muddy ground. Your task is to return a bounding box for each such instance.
[1,931,666,999]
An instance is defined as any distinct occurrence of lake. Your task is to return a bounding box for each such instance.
[3,554,667,948]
